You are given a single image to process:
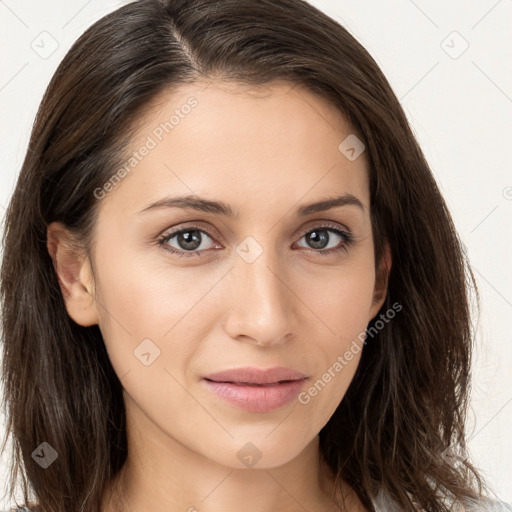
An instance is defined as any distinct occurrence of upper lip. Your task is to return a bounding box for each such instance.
[203,366,307,384]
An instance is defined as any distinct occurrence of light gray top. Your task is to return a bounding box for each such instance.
[372,490,512,512]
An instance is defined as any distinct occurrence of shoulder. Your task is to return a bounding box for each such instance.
[372,489,512,512]
[1,504,41,512]
[461,497,512,511]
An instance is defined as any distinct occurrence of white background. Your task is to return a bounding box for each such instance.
[0,0,511,508]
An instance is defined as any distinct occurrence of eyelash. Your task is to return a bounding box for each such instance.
[156,222,355,259]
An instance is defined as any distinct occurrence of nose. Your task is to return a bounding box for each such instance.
[223,249,297,347]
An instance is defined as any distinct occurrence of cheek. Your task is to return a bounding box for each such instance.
[92,256,211,432]
[302,261,376,341]
[92,247,212,375]
[291,262,376,417]
[299,350,362,416]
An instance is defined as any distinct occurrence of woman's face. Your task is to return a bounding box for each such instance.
[73,80,388,469]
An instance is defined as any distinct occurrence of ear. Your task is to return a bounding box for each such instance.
[46,221,99,327]
[368,241,392,321]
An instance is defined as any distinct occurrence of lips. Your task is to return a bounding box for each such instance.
[203,366,307,385]
[202,368,309,413]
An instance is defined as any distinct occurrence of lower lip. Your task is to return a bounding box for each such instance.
[202,378,307,413]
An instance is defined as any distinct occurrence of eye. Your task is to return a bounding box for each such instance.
[157,226,220,258]
[294,224,355,255]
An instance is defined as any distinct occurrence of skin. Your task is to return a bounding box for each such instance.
[47,80,391,512]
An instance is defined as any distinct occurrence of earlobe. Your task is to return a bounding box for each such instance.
[369,242,392,320]
[46,221,99,327]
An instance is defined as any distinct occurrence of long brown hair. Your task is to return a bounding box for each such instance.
[1,0,489,510]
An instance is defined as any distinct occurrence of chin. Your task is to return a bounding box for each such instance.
[202,434,313,471]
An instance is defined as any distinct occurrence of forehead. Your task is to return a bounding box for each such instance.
[98,79,369,219]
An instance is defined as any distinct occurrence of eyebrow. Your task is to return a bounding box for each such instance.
[137,193,365,217]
